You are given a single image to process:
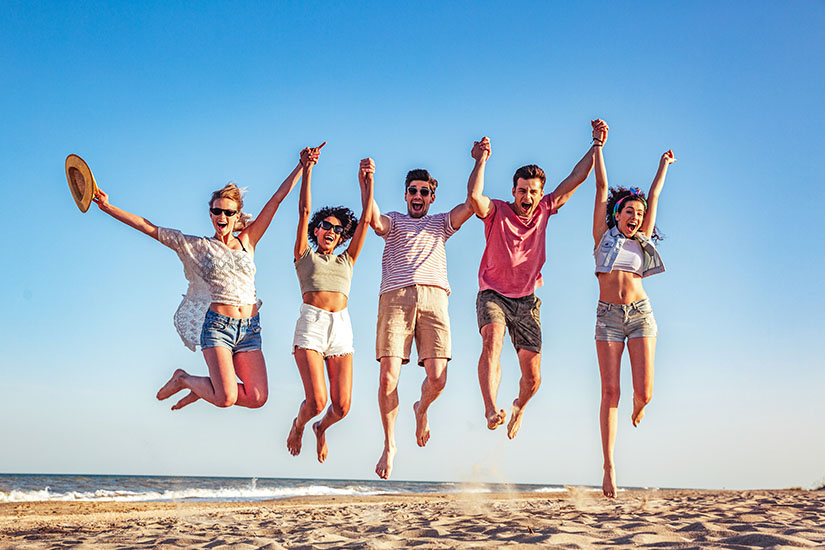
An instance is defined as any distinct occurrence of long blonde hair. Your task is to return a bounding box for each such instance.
[209,182,253,232]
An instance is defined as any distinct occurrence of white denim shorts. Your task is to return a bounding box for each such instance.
[293,303,354,357]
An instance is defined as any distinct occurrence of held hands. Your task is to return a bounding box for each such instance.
[471,136,491,162]
[300,141,326,168]
[591,119,609,146]
[661,149,676,166]
[359,157,375,186]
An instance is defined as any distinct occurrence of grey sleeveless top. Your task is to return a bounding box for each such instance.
[294,247,353,297]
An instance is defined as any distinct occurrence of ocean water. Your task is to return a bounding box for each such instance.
[0,474,573,503]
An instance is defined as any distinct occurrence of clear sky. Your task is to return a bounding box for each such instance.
[2,1,823,490]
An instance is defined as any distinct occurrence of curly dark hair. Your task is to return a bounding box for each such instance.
[308,206,358,249]
[605,187,663,241]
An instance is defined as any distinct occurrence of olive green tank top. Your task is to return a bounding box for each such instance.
[294,247,354,297]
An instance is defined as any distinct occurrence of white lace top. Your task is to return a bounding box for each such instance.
[158,227,260,351]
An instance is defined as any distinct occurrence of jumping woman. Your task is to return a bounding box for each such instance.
[592,123,675,497]
[286,145,374,462]
[93,153,304,410]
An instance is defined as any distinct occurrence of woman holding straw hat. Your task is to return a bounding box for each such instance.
[91,148,316,410]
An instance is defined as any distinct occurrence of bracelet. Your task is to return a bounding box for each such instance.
[592,138,604,146]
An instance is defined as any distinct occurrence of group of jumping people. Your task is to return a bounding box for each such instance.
[91,119,676,498]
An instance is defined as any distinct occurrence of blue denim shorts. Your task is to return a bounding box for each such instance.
[595,298,657,342]
[200,309,262,353]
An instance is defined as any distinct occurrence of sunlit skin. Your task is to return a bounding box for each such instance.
[304,215,348,313]
[509,177,544,218]
[209,197,258,318]
[592,142,675,498]
[405,181,435,218]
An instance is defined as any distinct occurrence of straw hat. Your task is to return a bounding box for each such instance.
[65,154,98,212]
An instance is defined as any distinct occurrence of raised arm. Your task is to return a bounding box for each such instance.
[243,142,324,249]
[368,164,391,236]
[467,137,493,218]
[640,150,675,238]
[552,119,609,209]
[294,146,321,260]
[592,121,609,244]
[347,158,375,263]
[93,188,159,240]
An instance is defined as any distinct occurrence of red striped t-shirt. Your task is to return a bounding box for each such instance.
[378,211,457,295]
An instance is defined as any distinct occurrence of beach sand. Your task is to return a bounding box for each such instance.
[1,489,823,549]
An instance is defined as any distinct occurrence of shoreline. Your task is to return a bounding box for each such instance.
[2,489,824,549]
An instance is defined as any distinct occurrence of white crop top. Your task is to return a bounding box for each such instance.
[611,238,644,276]
[158,227,260,351]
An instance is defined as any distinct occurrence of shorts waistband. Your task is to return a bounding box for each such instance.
[205,308,260,326]
[597,298,650,311]
[300,302,349,317]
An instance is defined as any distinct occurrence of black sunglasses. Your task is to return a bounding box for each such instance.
[406,186,431,197]
[320,220,345,234]
[210,208,238,217]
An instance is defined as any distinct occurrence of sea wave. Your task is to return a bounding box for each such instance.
[0,483,388,503]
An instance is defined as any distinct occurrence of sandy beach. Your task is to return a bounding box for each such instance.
[1,489,823,549]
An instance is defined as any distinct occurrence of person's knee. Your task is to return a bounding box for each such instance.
[427,369,448,392]
[523,371,541,392]
[601,385,620,406]
[307,396,327,417]
[215,392,237,408]
[378,368,400,395]
[247,388,268,409]
[332,397,351,418]
[480,325,504,355]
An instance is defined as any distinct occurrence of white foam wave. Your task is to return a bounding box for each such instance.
[0,484,386,503]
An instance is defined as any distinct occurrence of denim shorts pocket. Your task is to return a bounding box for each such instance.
[205,319,228,330]
[249,324,262,334]
[634,301,653,315]
[596,304,610,317]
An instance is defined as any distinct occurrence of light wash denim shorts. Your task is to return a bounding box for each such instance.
[200,309,262,353]
[293,303,354,357]
[595,298,657,342]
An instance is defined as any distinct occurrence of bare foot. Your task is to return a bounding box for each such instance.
[603,466,617,498]
[632,395,646,427]
[157,369,186,400]
[171,391,200,410]
[507,399,524,439]
[413,401,430,447]
[287,418,304,456]
[313,421,328,463]
[375,445,396,479]
[486,408,506,430]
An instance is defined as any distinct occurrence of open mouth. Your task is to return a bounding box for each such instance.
[410,200,425,214]
[626,222,638,233]
[521,202,532,213]
[217,221,228,230]
[323,234,335,245]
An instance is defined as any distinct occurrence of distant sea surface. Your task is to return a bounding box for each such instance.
[0,474,575,503]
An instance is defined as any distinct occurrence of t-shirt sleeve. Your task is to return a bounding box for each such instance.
[480,199,500,228]
[442,211,458,238]
[542,193,559,216]
[379,212,396,240]
[157,227,200,265]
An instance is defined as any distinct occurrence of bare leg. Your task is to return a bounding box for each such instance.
[156,346,240,408]
[232,350,269,408]
[627,337,655,427]
[507,349,541,439]
[288,348,328,456]
[172,391,200,410]
[478,323,507,430]
[375,357,402,479]
[597,340,625,498]
[414,358,448,447]
[313,353,353,463]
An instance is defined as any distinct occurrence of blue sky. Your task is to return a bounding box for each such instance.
[2,1,823,490]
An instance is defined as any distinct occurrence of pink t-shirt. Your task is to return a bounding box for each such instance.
[379,211,457,295]
[478,194,558,298]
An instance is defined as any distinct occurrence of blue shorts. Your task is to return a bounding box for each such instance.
[200,309,262,353]
[595,298,657,342]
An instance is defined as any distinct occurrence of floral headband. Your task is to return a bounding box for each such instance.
[612,187,647,220]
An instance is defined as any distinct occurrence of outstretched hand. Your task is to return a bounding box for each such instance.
[591,119,609,145]
[359,157,375,185]
[300,141,326,167]
[661,149,676,165]
[471,137,491,162]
